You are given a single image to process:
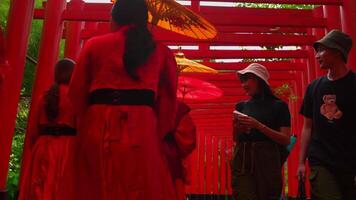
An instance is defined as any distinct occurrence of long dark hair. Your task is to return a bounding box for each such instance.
[255,76,279,100]
[44,59,75,122]
[111,0,156,80]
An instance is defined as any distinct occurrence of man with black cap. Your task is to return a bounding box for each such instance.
[297,29,356,199]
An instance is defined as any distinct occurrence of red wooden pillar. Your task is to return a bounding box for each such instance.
[0,0,35,191]
[341,0,356,70]
[82,22,99,45]
[288,59,309,198]
[0,27,8,82]
[191,0,200,12]
[323,5,342,31]
[64,0,84,60]
[19,0,67,191]
[312,8,326,77]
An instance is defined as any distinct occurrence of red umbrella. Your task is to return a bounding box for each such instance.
[178,76,223,100]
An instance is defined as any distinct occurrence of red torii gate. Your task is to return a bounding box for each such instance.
[0,0,356,198]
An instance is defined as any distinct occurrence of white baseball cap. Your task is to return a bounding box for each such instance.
[236,63,270,85]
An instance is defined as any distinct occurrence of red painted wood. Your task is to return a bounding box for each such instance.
[198,62,305,71]
[64,0,85,60]
[19,0,68,194]
[176,50,309,59]
[341,0,356,70]
[6,0,347,196]
[0,0,35,190]
[190,0,343,5]
[160,32,317,46]
[182,72,297,81]
[34,2,328,28]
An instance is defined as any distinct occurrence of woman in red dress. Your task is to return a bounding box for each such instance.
[67,0,178,199]
[18,59,76,200]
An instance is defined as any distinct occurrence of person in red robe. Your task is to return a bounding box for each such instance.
[163,101,197,200]
[18,58,76,200]
[65,0,178,199]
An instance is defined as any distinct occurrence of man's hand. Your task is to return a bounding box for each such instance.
[296,163,306,180]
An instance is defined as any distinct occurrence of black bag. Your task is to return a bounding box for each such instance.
[296,179,307,200]
[279,144,290,166]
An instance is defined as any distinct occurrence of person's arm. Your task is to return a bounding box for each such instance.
[232,103,250,142]
[174,114,196,158]
[155,46,178,139]
[297,117,312,180]
[238,115,290,145]
[238,101,291,145]
[258,123,290,145]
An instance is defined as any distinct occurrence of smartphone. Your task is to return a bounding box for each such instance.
[233,110,248,117]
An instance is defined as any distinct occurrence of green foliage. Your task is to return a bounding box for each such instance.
[235,3,316,9]
[1,1,42,198]
[274,83,298,102]
[23,19,43,96]
[0,0,10,28]
[7,98,29,200]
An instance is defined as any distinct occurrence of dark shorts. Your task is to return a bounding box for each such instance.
[309,165,356,200]
[230,141,282,200]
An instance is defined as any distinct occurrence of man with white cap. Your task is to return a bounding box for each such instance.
[231,63,291,200]
[298,29,356,199]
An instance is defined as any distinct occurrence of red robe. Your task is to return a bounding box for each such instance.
[18,85,76,200]
[163,101,197,200]
[66,26,178,200]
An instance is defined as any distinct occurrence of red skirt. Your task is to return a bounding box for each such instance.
[63,105,176,200]
[19,136,74,200]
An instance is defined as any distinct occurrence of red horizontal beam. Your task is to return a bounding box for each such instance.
[192,108,234,113]
[189,103,236,109]
[177,49,309,59]
[203,14,326,28]
[185,96,239,103]
[34,5,326,28]
[202,61,305,71]
[79,29,314,47]
[190,0,343,5]
[215,26,308,33]
[190,81,296,90]
[182,72,297,81]
[79,26,314,46]
[78,24,308,40]
[199,6,314,17]
[159,32,317,46]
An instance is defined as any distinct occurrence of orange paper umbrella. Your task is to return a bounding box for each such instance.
[178,76,223,100]
[111,0,217,39]
[175,52,218,73]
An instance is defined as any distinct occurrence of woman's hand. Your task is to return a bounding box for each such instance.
[233,115,251,134]
[237,115,264,130]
